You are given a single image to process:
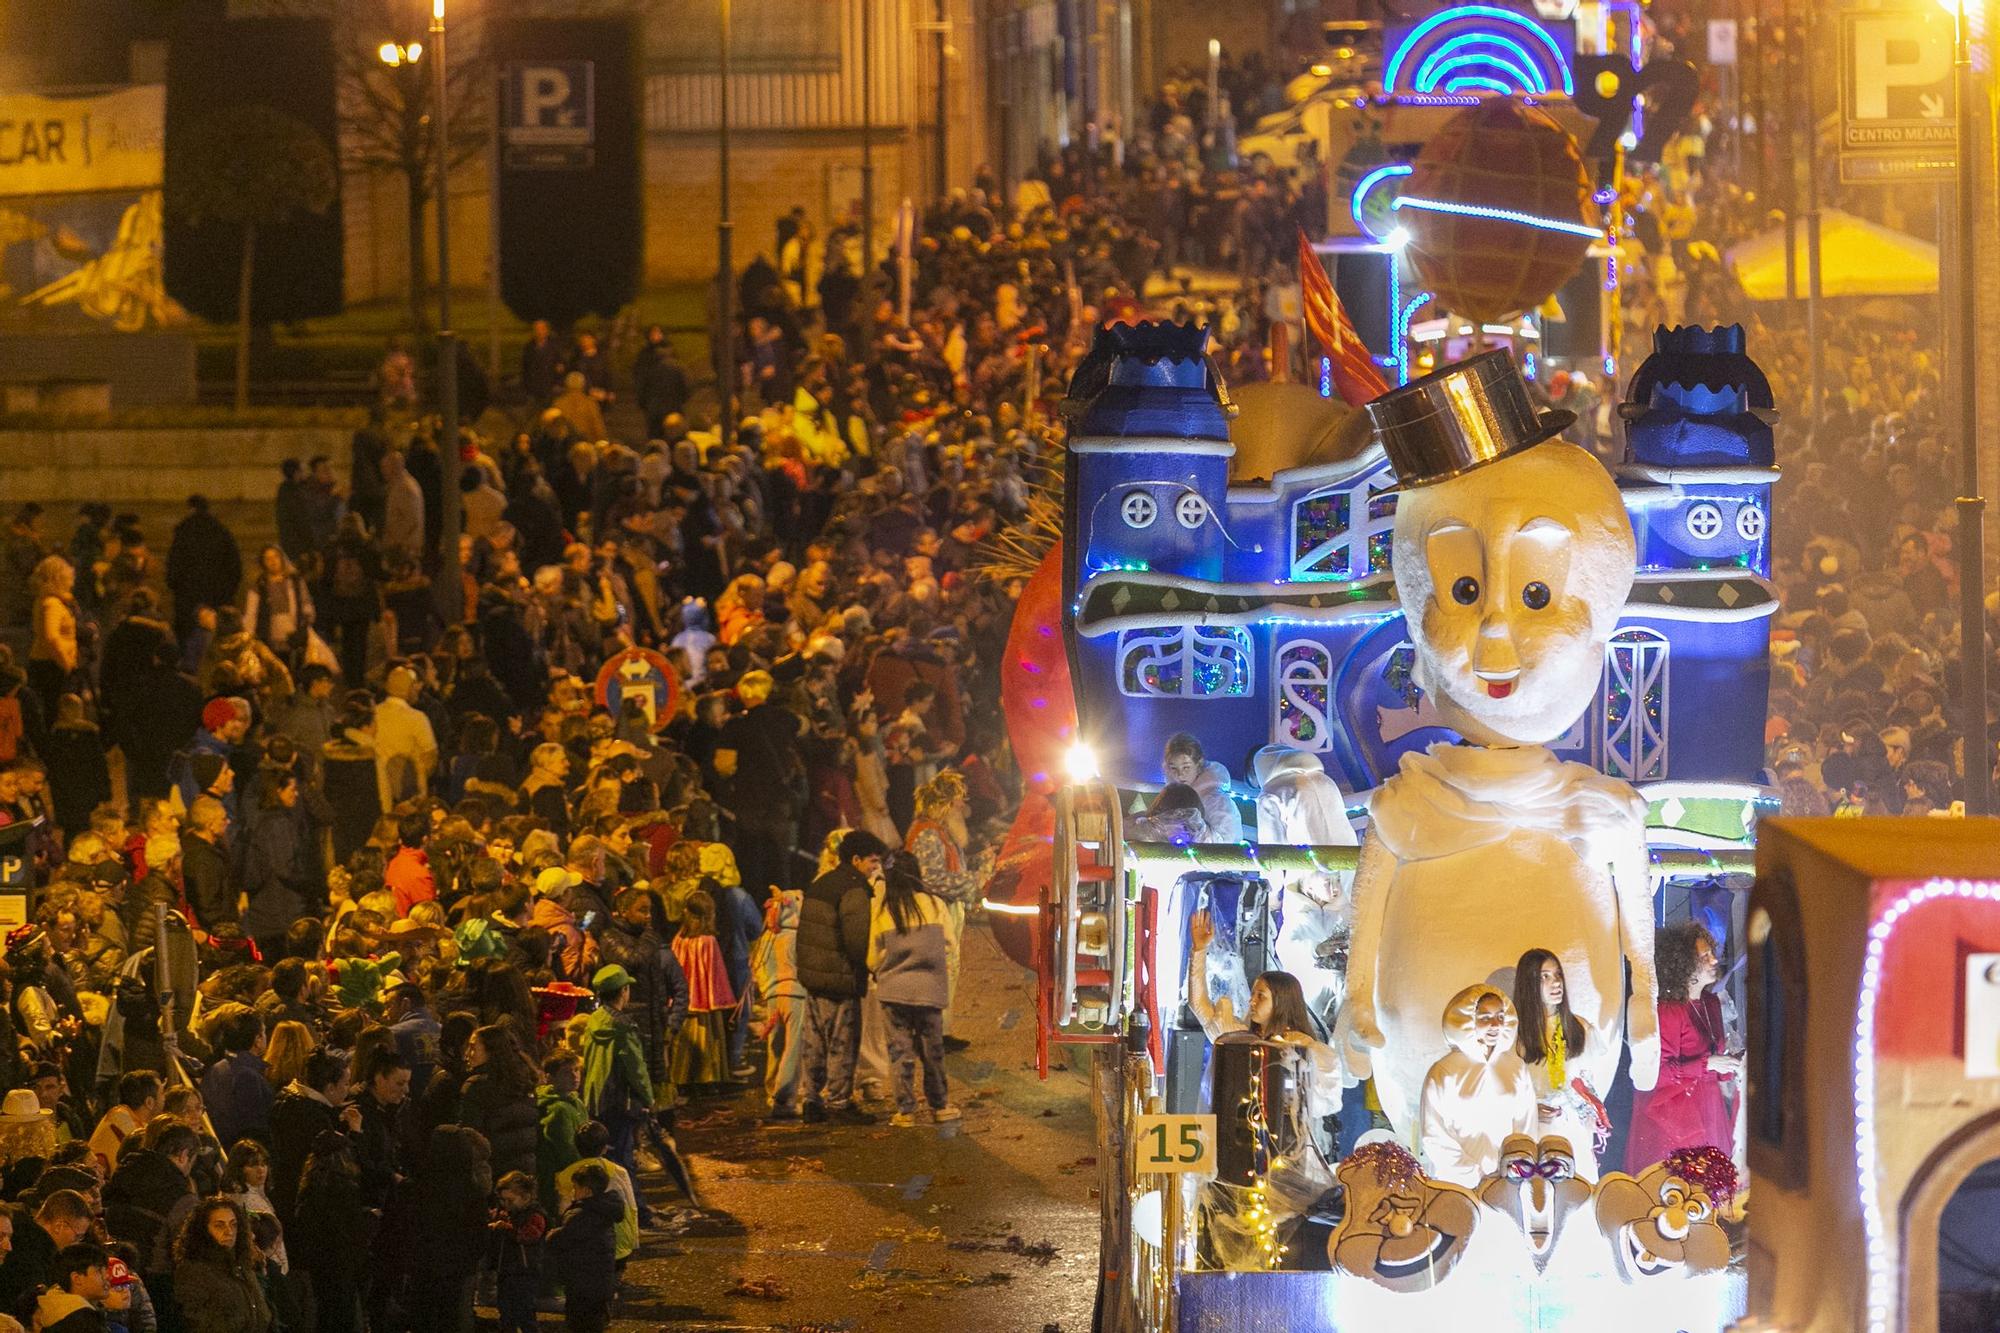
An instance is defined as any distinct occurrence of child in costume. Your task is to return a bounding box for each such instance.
[1418,984,1538,1187]
[668,893,736,1089]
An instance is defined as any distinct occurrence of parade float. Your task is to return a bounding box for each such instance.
[1025,318,1772,1332]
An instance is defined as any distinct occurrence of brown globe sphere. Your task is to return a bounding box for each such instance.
[1402,99,1597,324]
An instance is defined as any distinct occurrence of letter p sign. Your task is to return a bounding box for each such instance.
[522,68,573,127]
[1846,14,1950,121]
[504,60,595,149]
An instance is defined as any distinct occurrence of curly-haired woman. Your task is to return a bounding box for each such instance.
[173,1197,271,1333]
[1624,923,1739,1173]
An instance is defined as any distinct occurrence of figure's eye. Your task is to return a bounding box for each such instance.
[1522,581,1550,610]
[1451,576,1480,605]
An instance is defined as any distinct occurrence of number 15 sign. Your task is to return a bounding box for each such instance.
[1133,1114,1217,1175]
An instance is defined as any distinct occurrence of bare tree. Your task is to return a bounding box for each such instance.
[262,0,491,334]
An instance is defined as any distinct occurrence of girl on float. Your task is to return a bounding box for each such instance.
[1511,948,1611,1180]
[1187,909,1345,1134]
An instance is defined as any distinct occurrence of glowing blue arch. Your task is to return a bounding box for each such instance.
[1384,5,1576,97]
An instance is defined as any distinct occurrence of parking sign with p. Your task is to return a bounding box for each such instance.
[503,61,595,168]
[1838,10,1956,183]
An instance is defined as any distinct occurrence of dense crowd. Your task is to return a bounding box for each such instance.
[0,143,1160,1332]
[0,24,1987,1330]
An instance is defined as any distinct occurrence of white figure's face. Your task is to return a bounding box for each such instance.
[1392,443,1636,746]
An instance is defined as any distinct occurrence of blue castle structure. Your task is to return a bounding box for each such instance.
[1058,322,1777,815]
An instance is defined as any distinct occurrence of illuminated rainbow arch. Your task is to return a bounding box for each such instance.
[1384,5,1576,97]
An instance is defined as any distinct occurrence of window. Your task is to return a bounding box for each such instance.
[1121,492,1158,528]
[1684,502,1724,541]
[1274,640,1335,751]
[1118,626,1254,698]
[1290,472,1397,581]
[1603,628,1669,781]
[1736,503,1766,541]
[1175,494,1209,529]
[1746,874,1808,1191]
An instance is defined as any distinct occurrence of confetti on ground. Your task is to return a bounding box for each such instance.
[947,1234,1060,1266]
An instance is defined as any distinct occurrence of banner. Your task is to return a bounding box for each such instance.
[0,85,163,199]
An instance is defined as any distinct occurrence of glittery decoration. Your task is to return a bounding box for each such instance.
[1662,1145,1740,1202]
[1345,1140,1425,1190]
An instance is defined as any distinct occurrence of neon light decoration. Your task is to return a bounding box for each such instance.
[1392,194,1604,239]
[1351,163,1414,242]
[1384,5,1577,96]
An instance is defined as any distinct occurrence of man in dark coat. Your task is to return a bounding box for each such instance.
[275,461,315,561]
[594,888,689,1093]
[198,1008,273,1147]
[0,1191,95,1320]
[777,830,886,1125]
[178,798,234,938]
[164,496,241,640]
[103,1122,199,1283]
[631,326,689,439]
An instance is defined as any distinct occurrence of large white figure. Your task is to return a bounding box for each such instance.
[1255,745,1358,1026]
[1339,351,1659,1140]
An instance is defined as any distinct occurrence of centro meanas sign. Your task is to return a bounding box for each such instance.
[1837,8,1957,183]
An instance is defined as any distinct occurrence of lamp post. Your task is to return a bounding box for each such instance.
[431,0,463,626]
[860,0,874,278]
[1947,0,1991,814]
[717,0,736,453]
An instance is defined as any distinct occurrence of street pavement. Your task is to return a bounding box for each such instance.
[605,922,1101,1333]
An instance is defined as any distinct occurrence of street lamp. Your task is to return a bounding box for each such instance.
[378,40,422,67]
[430,0,464,625]
[1938,0,1991,814]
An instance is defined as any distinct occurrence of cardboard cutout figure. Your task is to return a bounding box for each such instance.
[1593,1148,1735,1282]
[1329,1141,1482,1292]
[1340,352,1659,1137]
[1477,1133,1596,1275]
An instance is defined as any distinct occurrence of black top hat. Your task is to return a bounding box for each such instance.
[1364,349,1575,490]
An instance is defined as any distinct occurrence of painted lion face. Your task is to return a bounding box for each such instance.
[1477,1134,1594,1271]
[1594,1162,1731,1281]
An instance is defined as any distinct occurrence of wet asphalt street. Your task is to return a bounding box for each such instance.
[599,923,1102,1333]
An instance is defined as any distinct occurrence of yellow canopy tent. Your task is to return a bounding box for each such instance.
[1727,209,1938,300]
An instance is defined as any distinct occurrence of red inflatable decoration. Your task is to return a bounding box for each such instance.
[986,544,1074,970]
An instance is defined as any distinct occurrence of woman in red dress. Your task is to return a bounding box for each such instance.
[1625,923,1740,1173]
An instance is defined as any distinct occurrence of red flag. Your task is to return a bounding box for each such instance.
[1299,228,1391,407]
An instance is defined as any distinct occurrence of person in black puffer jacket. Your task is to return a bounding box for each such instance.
[103,1121,200,1287]
[267,1048,355,1227]
[779,830,886,1124]
[454,1025,538,1181]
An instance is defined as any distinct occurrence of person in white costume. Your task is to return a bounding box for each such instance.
[1252,744,1359,847]
[1419,983,1538,1187]
[1338,351,1659,1141]
[1252,745,1357,1029]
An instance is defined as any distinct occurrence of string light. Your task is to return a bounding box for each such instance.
[1392,195,1604,240]
[1383,5,1576,95]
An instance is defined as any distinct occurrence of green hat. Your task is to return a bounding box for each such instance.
[591,964,634,997]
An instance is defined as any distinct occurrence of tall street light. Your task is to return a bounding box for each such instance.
[1946,0,1991,813]
[431,0,463,626]
[717,0,736,452]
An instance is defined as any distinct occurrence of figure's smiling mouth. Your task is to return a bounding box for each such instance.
[1474,667,1521,699]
